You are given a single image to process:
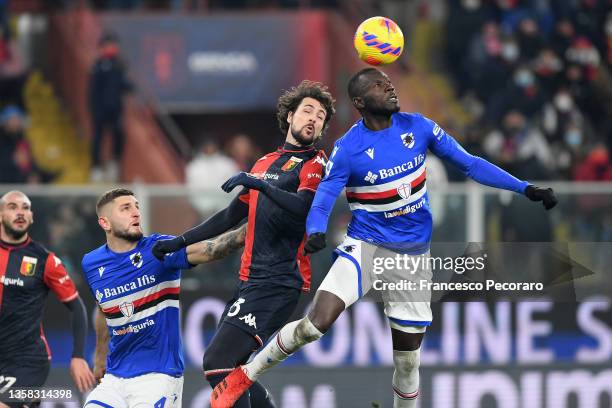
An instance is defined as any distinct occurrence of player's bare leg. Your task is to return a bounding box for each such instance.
[390,329,424,407]
[210,290,344,408]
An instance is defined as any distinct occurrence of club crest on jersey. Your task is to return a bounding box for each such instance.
[119,301,135,318]
[20,256,38,276]
[281,156,303,171]
[397,183,412,200]
[401,132,415,148]
[343,245,356,253]
[130,252,143,269]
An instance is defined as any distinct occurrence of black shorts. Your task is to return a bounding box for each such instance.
[0,359,50,408]
[220,281,301,347]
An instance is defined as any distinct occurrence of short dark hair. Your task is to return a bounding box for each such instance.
[277,80,336,136]
[348,68,379,100]
[96,188,135,215]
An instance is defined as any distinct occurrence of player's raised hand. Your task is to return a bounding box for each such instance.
[152,236,185,260]
[525,185,558,210]
[70,357,96,393]
[304,233,327,255]
[221,172,266,193]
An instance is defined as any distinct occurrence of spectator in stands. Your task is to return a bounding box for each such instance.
[488,65,548,122]
[0,106,38,184]
[483,109,554,180]
[516,16,544,60]
[541,88,583,142]
[551,18,576,57]
[227,133,257,171]
[532,47,564,96]
[573,144,612,181]
[88,33,132,183]
[186,138,239,215]
[445,0,491,93]
[471,33,520,108]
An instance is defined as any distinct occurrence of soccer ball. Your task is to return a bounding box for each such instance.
[353,16,404,66]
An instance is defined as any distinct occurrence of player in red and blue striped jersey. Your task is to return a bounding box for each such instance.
[153,81,335,408]
[212,68,558,408]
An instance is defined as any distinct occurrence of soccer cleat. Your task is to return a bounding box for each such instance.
[210,366,253,408]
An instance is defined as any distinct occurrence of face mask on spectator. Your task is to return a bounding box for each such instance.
[461,0,481,10]
[514,69,534,87]
[564,129,582,147]
[554,92,573,112]
[501,42,519,62]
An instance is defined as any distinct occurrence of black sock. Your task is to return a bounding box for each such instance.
[249,381,276,408]
[203,323,263,408]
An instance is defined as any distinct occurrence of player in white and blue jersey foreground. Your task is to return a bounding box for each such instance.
[212,68,558,408]
[81,188,246,408]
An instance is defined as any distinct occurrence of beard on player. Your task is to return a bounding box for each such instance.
[112,224,143,242]
[290,122,320,146]
[1,218,29,241]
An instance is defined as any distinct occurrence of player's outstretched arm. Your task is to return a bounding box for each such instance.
[152,195,248,260]
[187,223,247,265]
[93,308,110,383]
[428,123,557,210]
[221,172,315,217]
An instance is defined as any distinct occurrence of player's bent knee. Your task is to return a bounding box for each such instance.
[393,348,421,374]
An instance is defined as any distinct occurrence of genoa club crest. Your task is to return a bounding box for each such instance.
[20,256,38,276]
[281,156,303,171]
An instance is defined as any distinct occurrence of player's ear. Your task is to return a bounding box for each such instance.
[287,110,294,124]
[353,96,364,110]
[98,216,111,233]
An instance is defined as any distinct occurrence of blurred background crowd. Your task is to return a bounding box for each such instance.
[446,0,612,182]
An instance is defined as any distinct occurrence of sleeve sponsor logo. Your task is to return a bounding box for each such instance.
[433,124,444,141]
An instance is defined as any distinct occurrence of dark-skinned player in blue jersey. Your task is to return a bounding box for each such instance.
[212,68,557,408]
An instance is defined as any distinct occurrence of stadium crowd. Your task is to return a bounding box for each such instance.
[446,0,612,182]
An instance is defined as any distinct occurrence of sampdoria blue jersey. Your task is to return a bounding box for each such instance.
[306,112,529,252]
[82,234,192,378]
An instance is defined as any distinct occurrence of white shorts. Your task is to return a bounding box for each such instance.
[84,373,183,408]
[318,236,432,333]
